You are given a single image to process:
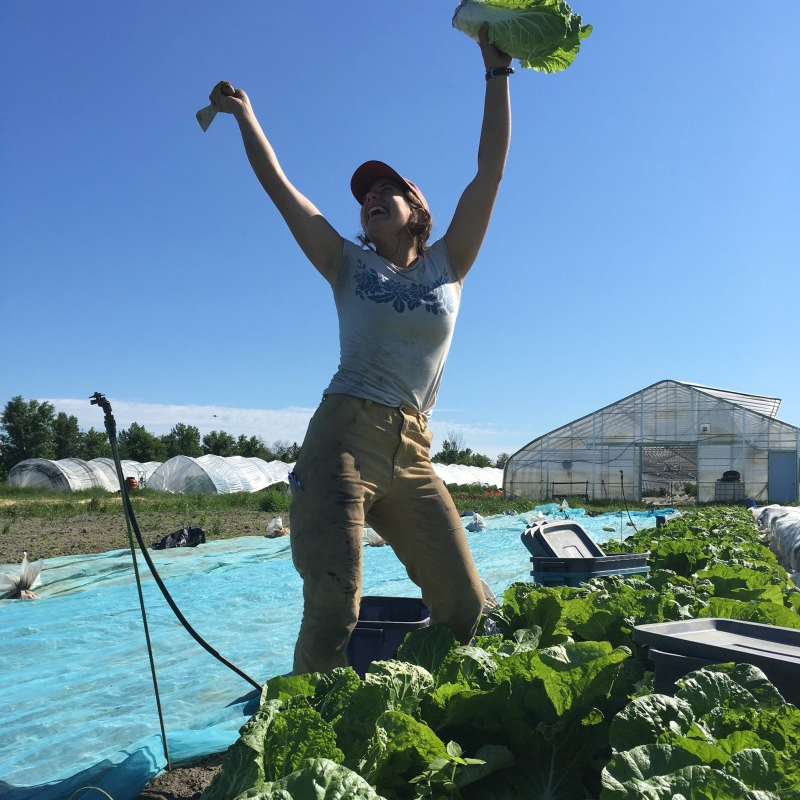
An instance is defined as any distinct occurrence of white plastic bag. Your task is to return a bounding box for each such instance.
[1,552,43,600]
[466,513,487,532]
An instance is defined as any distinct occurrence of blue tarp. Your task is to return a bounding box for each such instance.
[0,506,669,800]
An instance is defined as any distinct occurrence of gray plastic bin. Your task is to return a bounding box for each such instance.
[521,521,605,559]
[532,564,650,587]
[633,618,800,705]
[531,552,650,574]
[523,521,649,587]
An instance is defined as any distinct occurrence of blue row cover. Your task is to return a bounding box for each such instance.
[0,506,668,800]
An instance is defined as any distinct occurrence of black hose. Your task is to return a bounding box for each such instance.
[90,393,172,771]
[90,393,263,695]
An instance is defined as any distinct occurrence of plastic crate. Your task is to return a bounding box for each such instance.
[346,595,429,678]
[645,648,715,695]
[633,619,800,705]
[531,552,650,574]
[531,564,650,587]
[521,521,605,559]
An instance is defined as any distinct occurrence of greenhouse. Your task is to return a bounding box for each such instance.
[8,456,503,494]
[504,379,800,504]
[8,457,160,492]
[147,454,293,494]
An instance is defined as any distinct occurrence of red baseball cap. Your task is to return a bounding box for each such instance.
[350,160,429,212]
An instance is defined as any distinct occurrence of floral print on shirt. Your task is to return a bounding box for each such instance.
[353,261,455,315]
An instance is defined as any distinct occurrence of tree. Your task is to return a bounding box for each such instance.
[495,452,510,469]
[431,429,492,468]
[202,430,237,457]
[80,427,112,460]
[271,440,300,463]
[0,396,56,478]
[52,412,83,460]
[161,423,203,458]
[119,422,168,462]
[432,437,460,465]
[235,434,270,459]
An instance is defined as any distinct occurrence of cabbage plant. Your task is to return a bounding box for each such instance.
[452,0,592,73]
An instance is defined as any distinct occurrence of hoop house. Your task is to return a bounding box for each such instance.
[90,458,160,485]
[7,458,159,492]
[146,455,293,494]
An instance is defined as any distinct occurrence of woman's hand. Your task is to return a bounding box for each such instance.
[478,22,512,70]
[209,80,248,117]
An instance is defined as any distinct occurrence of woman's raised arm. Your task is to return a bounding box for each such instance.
[443,25,512,281]
[209,82,343,284]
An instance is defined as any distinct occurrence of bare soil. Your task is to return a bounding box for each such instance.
[136,752,226,800]
[0,505,283,563]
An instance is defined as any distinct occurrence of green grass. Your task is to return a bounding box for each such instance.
[0,484,290,519]
[0,483,653,526]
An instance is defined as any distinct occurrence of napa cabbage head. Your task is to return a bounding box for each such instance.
[452,0,591,73]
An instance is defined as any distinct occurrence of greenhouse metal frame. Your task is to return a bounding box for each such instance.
[503,380,800,504]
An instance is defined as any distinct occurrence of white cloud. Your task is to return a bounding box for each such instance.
[44,398,315,446]
[43,397,526,460]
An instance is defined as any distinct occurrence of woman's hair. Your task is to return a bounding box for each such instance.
[357,186,433,255]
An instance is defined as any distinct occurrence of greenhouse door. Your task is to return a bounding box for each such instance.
[639,444,697,502]
[768,451,798,503]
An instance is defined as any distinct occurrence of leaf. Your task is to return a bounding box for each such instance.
[452,0,592,73]
[263,672,320,704]
[360,710,449,791]
[263,706,344,782]
[313,668,363,726]
[695,563,786,605]
[364,660,434,715]
[491,583,572,645]
[235,758,389,800]
[456,743,515,787]
[608,694,696,751]
[201,700,283,800]
[725,748,787,792]
[332,680,394,769]
[602,743,702,792]
[698,597,800,629]
[498,640,631,719]
[675,668,761,719]
[604,662,800,798]
[438,644,499,688]
[699,663,787,708]
[396,624,457,677]
[601,762,778,800]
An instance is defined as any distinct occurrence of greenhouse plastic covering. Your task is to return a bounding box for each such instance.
[0,504,670,800]
[8,457,502,494]
[753,504,800,577]
[8,458,160,492]
[504,379,800,504]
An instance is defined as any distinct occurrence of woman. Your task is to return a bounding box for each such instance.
[209,23,512,675]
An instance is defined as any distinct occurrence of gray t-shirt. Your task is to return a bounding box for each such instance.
[324,239,462,417]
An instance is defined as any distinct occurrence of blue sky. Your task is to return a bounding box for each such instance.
[2,1,798,460]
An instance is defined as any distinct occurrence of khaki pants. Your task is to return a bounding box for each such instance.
[289,393,484,674]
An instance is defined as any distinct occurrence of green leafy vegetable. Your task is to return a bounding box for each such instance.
[205,507,800,800]
[359,710,450,792]
[232,758,388,800]
[602,664,800,799]
[263,705,344,782]
[452,0,592,73]
[201,700,283,800]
